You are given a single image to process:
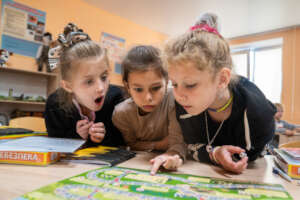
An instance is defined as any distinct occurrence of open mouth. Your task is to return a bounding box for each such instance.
[143,105,155,110]
[94,96,103,104]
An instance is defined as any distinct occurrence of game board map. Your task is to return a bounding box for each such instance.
[15,166,293,200]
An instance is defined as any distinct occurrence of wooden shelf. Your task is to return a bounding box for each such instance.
[0,99,45,106]
[0,67,57,77]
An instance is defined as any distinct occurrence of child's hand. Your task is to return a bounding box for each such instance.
[285,129,295,136]
[150,153,183,175]
[89,122,106,143]
[76,119,93,140]
[214,145,248,174]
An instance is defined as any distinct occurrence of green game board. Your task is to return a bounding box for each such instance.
[15,166,293,200]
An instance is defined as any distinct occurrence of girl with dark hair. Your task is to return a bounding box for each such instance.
[112,45,183,153]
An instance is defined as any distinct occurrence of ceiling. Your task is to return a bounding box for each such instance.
[84,0,300,38]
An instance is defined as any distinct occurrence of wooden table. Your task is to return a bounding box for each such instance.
[0,152,299,200]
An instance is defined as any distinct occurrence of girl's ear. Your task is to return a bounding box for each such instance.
[123,81,129,89]
[123,81,131,94]
[61,80,73,93]
[218,68,231,89]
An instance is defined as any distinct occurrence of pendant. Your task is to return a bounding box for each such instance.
[206,145,213,153]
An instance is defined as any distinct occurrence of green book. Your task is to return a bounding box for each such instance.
[16,166,293,200]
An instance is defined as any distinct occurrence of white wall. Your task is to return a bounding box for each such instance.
[203,0,300,38]
[86,0,300,38]
[248,0,300,35]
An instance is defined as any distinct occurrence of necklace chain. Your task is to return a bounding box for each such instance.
[205,111,225,153]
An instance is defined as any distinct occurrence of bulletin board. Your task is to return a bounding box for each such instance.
[0,0,46,57]
[100,32,126,74]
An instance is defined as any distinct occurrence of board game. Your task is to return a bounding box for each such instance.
[16,166,292,200]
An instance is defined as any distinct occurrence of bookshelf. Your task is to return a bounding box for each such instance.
[0,100,45,106]
[0,67,58,96]
[0,66,59,115]
[0,67,57,77]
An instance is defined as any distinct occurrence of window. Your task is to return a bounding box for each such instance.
[232,50,249,78]
[253,47,282,103]
[231,38,283,103]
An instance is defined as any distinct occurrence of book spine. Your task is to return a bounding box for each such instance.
[275,155,300,179]
[0,151,59,165]
[274,157,288,173]
[287,164,300,179]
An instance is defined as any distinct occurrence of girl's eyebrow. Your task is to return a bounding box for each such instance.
[150,82,163,86]
[100,69,108,75]
[132,83,143,87]
[132,81,162,87]
[83,69,108,78]
[83,75,93,78]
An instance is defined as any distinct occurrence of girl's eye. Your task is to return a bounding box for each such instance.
[185,83,197,89]
[133,88,143,93]
[86,79,93,85]
[101,74,108,82]
[151,85,162,91]
[172,83,178,88]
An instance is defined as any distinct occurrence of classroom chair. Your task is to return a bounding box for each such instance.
[9,116,46,132]
[279,140,300,148]
[0,113,9,126]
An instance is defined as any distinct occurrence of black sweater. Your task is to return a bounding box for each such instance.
[44,85,125,147]
[176,76,276,163]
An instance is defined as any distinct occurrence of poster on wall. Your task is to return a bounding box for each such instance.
[100,32,126,74]
[0,0,46,57]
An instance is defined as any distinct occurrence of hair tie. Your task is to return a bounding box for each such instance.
[47,23,90,71]
[189,24,221,37]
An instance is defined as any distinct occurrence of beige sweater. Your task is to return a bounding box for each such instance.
[112,90,187,158]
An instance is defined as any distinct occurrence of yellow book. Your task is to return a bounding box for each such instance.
[0,151,59,165]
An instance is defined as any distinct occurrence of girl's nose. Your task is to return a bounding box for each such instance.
[96,81,104,93]
[146,92,153,102]
[174,87,187,102]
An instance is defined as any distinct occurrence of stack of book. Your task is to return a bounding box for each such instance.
[273,147,300,179]
[0,136,136,166]
[0,136,85,165]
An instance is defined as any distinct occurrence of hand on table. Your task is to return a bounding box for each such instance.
[150,153,183,175]
[213,145,248,174]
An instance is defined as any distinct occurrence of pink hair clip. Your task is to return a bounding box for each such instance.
[189,24,221,37]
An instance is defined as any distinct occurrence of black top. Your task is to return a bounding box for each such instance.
[44,85,125,147]
[176,76,276,163]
